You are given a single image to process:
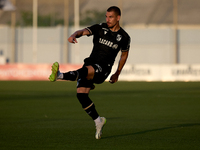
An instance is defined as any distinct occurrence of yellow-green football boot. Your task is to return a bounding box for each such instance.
[49,62,59,82]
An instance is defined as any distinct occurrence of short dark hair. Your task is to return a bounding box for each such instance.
[107,6,121,16]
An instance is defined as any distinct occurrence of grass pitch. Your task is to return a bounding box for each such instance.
[0,81,200,150]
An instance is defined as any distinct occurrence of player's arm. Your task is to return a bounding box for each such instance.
[68,28,90,44]
[109,51,129,84]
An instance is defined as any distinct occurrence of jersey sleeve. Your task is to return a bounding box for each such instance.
[121,36,131,52]
[85,24,101,36]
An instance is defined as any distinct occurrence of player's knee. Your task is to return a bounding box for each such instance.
[76,93,93,109]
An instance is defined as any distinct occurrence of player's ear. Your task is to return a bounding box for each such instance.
[117,15,120,21]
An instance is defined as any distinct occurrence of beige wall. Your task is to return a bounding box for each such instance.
[0,26,200,64]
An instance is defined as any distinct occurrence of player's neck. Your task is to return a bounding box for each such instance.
[109,23,120,32]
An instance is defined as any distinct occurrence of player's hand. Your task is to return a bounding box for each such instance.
[68,36,78,44]
[109,73,119,84]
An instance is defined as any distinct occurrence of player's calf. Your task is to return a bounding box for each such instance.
[76,93,99,120]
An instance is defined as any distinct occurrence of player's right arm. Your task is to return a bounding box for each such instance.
[68,28,90,44]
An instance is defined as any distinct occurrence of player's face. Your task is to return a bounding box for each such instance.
[106,11,120,29]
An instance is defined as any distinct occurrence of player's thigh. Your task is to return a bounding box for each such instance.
[92,64,112,84]
[85,66,95,80]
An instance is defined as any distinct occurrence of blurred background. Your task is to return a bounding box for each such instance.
[0,0,200,81]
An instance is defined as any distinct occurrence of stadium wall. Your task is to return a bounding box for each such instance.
[0,64,200,81]
[112,64,200,82]
[0,64,81,81]
[0,26,200,64]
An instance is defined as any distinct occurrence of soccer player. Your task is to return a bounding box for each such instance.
[49,6,130,139]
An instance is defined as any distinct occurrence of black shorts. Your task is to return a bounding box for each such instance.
[77,58,112,88]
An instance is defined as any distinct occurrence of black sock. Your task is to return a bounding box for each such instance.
[63,71,78,81]
[77,93,99,120]
[84,104,99,120]
[63,67,88,81]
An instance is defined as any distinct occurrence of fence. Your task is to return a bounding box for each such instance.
[0,26,200,65]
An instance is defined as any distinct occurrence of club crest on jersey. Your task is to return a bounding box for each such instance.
[116,34,122,41]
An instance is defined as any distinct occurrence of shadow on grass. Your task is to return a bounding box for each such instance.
[103,123,200,139]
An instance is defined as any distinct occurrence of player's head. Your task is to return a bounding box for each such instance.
[107,6,121,16]
[106,6,121,29]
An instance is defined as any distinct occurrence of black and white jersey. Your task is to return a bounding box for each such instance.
[85,23,130,65]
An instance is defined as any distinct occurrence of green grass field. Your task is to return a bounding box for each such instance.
[0,81,200,150]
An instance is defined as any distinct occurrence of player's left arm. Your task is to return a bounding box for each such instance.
[109,51,129,84]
